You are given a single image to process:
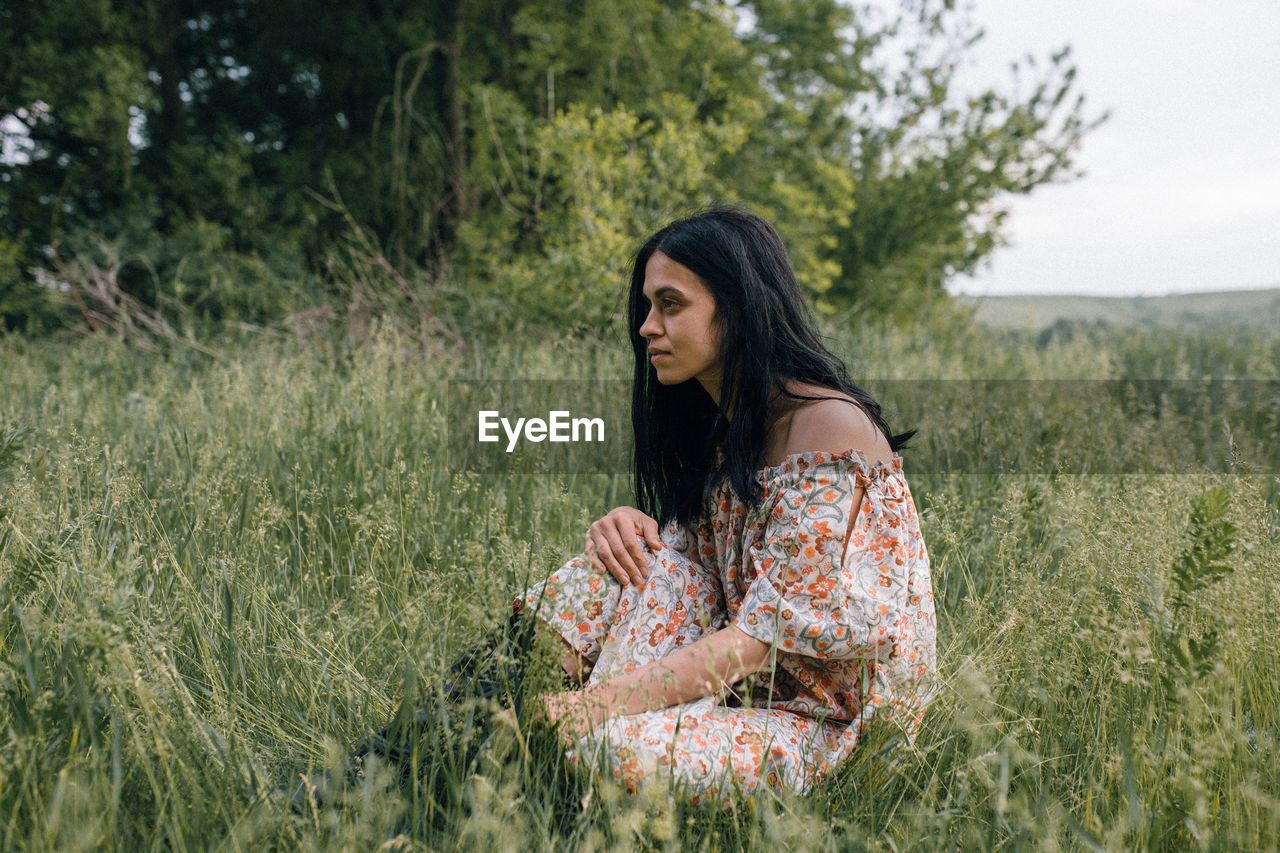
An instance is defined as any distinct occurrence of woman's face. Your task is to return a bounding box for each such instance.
[639,252,724,400]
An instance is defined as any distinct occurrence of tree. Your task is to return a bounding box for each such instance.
[450,0,859,331]
[0,0,1100,335]
[450,0,1099,328]
[832,1,1103,318]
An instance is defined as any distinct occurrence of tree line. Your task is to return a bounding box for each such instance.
[0,0,1101,339]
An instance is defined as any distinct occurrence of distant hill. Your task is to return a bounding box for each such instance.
[958,287,1280,330]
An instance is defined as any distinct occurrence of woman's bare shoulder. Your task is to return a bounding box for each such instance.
[775,385,895,467]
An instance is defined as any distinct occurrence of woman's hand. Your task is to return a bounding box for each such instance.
[585,506,663,587]
[542,690,604,742]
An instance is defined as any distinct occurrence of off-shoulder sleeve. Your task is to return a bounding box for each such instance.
[731,456,912,664]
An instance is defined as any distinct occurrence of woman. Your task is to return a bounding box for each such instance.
[514,208,936,801]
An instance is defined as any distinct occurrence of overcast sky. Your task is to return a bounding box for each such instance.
[940,0,1280,296]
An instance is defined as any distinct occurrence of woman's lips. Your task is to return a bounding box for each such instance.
[649,350,670,363]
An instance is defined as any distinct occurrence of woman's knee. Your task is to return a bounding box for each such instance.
[637,545,725,615]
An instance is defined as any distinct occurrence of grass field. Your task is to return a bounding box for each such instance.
[1,313,1278,850]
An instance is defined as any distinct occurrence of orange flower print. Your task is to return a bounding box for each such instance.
[806,575,837,597]
[648,624,668,647]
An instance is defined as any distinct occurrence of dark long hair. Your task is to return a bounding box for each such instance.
[629,208,913,526]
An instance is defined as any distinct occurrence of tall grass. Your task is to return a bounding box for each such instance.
[0,317,1277,850]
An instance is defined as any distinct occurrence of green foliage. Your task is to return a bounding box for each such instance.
[449,1,859,333]
[0,426,29,505]
[0,236,72,333]
[53,203,308,332]
[1,0,1096,337]
[455,97,754,334]
[1167,487,1236,616]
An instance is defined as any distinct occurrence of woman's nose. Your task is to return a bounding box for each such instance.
[639,306,661,338]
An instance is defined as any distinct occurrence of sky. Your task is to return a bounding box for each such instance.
[940,0,1280,296]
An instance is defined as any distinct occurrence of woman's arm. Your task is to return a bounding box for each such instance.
[543,625,771,735]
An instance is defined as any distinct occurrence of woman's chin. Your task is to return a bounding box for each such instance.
[651,368,684,385]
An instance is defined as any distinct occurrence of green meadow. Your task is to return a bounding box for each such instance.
[958,287,1280,332]
[1,311,1278,851]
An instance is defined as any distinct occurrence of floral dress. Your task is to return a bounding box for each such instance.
[516,449,936,801]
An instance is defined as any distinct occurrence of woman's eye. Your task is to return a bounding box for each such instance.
[662,298,679,310]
